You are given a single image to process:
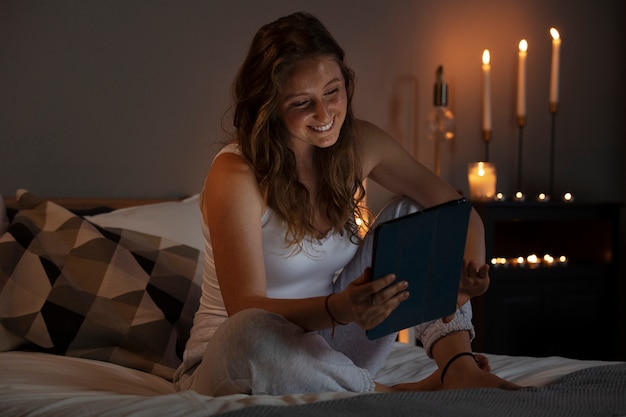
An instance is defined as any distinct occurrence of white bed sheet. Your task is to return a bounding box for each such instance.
[0,344,618,417]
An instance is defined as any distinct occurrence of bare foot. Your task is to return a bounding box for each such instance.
[441,354,522,391]
[382,353,519,392]
[391,369,442,391]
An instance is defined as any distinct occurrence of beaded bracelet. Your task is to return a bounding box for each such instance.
[324,293,347,338]
[440,352,476,384]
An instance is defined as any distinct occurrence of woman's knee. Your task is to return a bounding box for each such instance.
[376,197,422,224]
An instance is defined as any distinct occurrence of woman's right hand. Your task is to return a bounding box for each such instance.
[332,268,409,330]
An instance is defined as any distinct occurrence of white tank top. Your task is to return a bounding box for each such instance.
[178,144,358,375]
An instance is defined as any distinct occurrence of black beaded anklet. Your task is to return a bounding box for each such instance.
[440,352,476,384]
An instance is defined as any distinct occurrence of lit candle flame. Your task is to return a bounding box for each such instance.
[482,49,490,65]
[477,162,486,177]
[519,39,528,52]
[550,27,560,41]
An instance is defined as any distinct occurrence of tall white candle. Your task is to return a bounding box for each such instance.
[549,28,561,105]
[482,49,492,131]
[517,40,528,118]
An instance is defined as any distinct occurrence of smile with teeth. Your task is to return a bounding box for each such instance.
[309,117,335,132]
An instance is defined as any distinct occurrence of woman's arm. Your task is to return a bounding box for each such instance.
[357,119,486,270]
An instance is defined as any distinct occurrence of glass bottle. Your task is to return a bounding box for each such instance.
[426,65,456,175]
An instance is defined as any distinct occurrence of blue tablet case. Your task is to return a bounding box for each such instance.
[366,198,471,340]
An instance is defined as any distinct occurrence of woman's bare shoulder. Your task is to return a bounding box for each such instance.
[202,149,264,221]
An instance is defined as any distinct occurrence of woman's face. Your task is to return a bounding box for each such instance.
[276,55,348,153]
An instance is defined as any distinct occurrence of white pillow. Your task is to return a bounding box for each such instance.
[85,195,204,250]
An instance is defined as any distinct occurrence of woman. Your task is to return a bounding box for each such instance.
[174,11,517,395]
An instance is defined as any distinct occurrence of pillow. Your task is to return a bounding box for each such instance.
[0,323,29,351]
[0,190,202,380]
[85,195,204,251]
[0,194,8,235]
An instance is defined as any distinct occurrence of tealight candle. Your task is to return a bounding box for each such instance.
[467,162,497,201]
[543,254,555,267]
[527,254,541,269]
[537,192,550,202]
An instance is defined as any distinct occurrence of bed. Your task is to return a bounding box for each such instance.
[1,189,625,417]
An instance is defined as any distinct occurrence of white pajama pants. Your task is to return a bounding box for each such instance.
[176,198,474,396]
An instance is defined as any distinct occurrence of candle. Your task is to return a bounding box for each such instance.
[517,39,528,119]
[467,161,497,201]
[549,28,561,106]
[482,49,492,131]
[537,192,550,202]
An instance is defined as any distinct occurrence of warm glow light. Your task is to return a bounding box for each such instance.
[468,162,496,201]
[517,40,528,119]
[550,27,560,41]
[537,192,549,202]
[549,27,561,106]
[519,39,528,52]
[397,329,410,344]
[491,253,569,269]
[481,49,492,132]
[482,49,490,65]
[477,162,486,176]
[355,204,371,238]
[563,192,574,202]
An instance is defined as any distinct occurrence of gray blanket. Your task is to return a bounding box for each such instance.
[218,363,626,417]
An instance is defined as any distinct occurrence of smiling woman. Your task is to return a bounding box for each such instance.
[174,11,517,397]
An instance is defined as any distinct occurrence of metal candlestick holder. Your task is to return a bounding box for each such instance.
[483,130,492,162]
[549,102,558,198]
[516,115,525,191]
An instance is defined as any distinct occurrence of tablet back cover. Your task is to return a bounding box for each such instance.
[366,198,471,340]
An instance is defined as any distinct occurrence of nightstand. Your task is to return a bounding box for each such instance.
[470,201,623,361]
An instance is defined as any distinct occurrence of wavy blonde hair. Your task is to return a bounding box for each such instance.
[231,12,368,249]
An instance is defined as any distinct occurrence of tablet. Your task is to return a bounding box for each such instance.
[366,198,471,340]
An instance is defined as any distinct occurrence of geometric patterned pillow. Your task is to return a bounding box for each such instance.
[0,190,201,380]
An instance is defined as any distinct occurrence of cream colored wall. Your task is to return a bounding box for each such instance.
[1,0,624,211]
